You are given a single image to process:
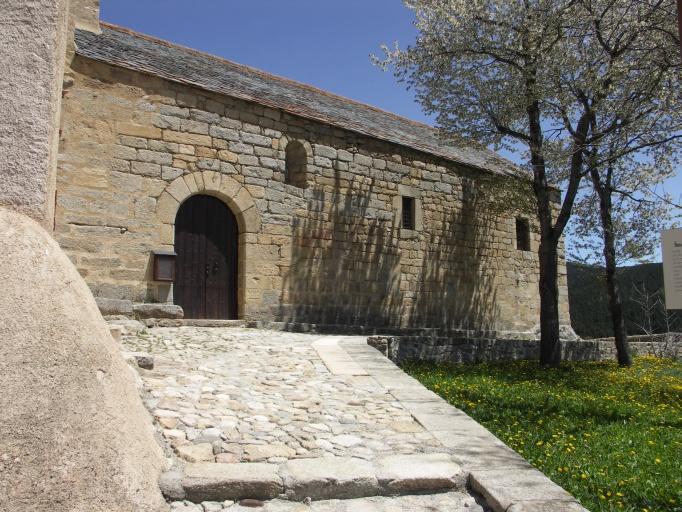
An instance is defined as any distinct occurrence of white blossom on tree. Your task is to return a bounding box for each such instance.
[376,0,681,366]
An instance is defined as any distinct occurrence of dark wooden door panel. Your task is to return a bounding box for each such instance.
[174,195,238,319]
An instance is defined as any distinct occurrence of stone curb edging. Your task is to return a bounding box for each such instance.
[160,453,465,503]
[337,337,590,512]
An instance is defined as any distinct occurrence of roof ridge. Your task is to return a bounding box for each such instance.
[98,22,443,136]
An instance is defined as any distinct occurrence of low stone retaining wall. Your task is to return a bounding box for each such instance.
[368,334,681,364]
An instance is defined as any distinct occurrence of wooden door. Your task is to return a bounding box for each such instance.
[174,195,238,319]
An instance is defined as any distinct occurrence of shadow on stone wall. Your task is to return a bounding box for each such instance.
[408,177,498,332]
[279,173,404,329]
[280,171,499,332]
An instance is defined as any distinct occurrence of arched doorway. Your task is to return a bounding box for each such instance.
[174,195,238,319]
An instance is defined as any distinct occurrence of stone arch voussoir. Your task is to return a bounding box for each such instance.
[156,171,261,236]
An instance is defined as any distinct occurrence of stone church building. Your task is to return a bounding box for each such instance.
[53,11,570,334]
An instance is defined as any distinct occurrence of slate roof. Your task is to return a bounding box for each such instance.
[75,23,521,177]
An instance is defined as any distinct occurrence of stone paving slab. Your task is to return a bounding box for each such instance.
[312,337,367,376]
[183,463,283,502]
[470,468,588,512]
[338,336,589,511]
[170,490,486,511]
[280,457,378,500]
[175,453,464,503]
[374,453,464,494]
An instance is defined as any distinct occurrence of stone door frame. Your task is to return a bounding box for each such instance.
[156,171,261,319]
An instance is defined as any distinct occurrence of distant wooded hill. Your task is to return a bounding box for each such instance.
[567,261,680,339]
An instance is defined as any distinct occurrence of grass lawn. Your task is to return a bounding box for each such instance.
[404,356,682,512]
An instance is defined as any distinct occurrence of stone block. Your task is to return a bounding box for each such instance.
[374,453,465,494]
[183,174,199,194]
[166,177,191,202]
[148,140,179,153]
[241,132,271,147]
[238,154,259,166]
[313,144,337,159]
[180,119,209,135]
[154,114,182,131]
[132,161,162,178]
[220,163,237,175]
[190,109,221,124]
[241,207,261,234]
[157,193,179,223]
[112,144,137,160]
[176,443,215,463]
[96,297,133,316]
[218,150,239,163]
[209,125,239,141]
[202,171,222,192]
[432,429,531,471]
[506,502,589,512]
[160,105,190,118]
[280,457,379,501]
[182,463,283,502]
[337,149,353,162]
[162,166,185,181]
[354,154,373,166]
[197,158,222,171]
[137,149,173,165]
[469,468,577,512]
[117,122,162,139]
[314,156,332,168]
[220,175,243,200]
[133,303,184,319]
[228,141,254,154]
[163,130,212,147]
[242,444,295,461]
[159,470,186,501]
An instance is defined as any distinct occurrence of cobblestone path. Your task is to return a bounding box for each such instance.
[117,325,584,512]
[124,327,446,465]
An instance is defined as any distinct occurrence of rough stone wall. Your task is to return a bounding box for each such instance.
[0,0,69,228]
[55,57,571,332]
[369,335,681,364]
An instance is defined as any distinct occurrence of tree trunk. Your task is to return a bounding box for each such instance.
[534,167,562,368]
[538,228,562,367]
[526,95,563,368]
[591,171,632,366]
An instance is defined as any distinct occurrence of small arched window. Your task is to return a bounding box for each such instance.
[285,140,308,189]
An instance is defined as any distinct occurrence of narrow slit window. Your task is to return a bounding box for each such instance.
[285,140,308,189]
[402,197,415,230]
[516,217,531,251]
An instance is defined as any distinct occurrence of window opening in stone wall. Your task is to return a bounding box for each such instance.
[285,140,308,189]
[516,217,531,251]
[402,196,415,230]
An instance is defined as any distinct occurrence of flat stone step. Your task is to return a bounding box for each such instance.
[181,463,282,502]
[167,454,465,503]
[180,319,247,328]
[170,490,485,511]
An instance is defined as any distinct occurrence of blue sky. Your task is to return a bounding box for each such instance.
[101,0,679,263]
[100,0,428,123]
